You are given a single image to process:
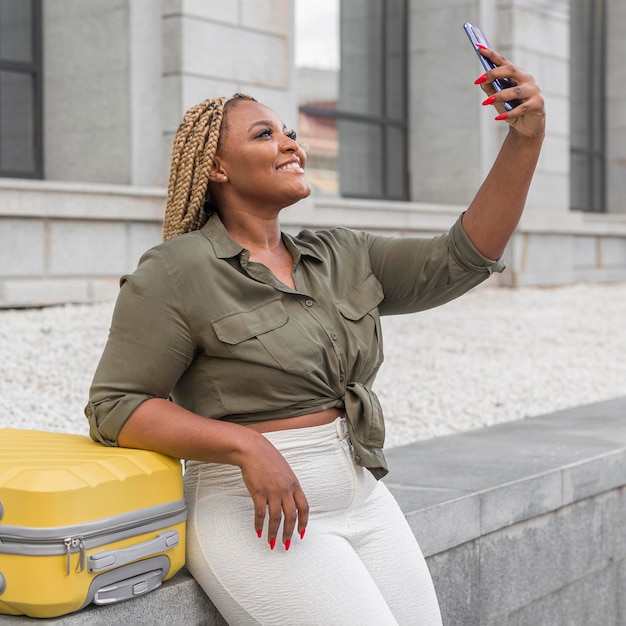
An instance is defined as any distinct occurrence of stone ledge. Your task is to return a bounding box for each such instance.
[384,396,626,557]
[1,397,625,624]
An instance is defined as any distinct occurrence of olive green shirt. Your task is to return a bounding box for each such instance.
[86,211,504,478]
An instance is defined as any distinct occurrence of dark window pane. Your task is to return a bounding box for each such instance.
[296,0,407,200]
[570,152,590,213]
[0,0,32,63]
[591,157,604,212]
[385,125,407,200]
[339,0,382,116]
[337,119,383,197]
[0,70,35,173]
[570,0,590,150]
[385,0,406,121]
[570,0,606,212]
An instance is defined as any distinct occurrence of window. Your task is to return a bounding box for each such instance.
[570,0,606,213]
[0,0,42,178]
[296,0,408,200]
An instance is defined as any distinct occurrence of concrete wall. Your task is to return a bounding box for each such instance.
[0,180,163,308]
[2,181,625,308]
[388,397,626,625]
[41,0,296,188]
[43,1,134,184]
[2,0,625,305]
[501,0,571,214]
[162,0,298,148]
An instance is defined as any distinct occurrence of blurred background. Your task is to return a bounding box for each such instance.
[0,0,625,309]
[0,0,624,446]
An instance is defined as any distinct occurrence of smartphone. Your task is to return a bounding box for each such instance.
[463,22,521,111]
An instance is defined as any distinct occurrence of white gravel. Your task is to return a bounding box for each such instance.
[1,282,625,448]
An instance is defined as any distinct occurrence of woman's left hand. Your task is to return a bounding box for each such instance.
[476,47,545,140]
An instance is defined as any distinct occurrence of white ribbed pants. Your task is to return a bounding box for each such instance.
[184,418,443,626]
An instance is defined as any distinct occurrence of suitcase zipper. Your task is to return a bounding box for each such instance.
[0,499,186,574]
[64,536,86,575]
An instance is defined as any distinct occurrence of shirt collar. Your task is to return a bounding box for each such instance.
[282,231,324,264]
[199,213,244,259]
[200,212,323,263]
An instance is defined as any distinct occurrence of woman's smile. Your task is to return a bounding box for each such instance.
[277,157,305,173]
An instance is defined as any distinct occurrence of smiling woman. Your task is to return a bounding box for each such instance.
[207,101,311,225]
[86,61,544,622]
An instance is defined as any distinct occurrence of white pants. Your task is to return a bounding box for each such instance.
[184,418,443,626]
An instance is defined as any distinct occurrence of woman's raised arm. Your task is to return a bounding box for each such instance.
[461,46,546,260]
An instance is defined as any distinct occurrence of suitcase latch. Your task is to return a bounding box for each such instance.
[64,536,86,575]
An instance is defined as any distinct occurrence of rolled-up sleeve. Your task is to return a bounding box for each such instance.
[367,213,506,315]
[85,248,194,446]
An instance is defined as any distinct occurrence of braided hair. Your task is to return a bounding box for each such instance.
[162,93,256,242]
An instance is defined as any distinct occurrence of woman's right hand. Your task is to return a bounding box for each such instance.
[239,438,309,550]
[476,46,545,140]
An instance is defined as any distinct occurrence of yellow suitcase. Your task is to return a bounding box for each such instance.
[0,429,186,618]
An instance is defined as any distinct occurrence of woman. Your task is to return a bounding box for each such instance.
[86,45,544,625]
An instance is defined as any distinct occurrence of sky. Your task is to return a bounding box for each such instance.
[294,0,339,69]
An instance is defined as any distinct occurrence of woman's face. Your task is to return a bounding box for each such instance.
[211,99,311,211]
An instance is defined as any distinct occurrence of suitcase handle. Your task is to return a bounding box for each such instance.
[94,567,164,604]
[88,530,180,573]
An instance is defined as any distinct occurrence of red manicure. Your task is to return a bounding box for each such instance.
[474,74,488,85]
[299,529,306,540]
[285,539,291,551]
[475,43,488,50]
[257,529,262,538]
[495,113,509,121]
[482,96,496,106]
[269,538,276,550]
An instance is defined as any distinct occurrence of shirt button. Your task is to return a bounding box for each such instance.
[331,333,338,341]
[354,455,361,464]
[305,299,314,307]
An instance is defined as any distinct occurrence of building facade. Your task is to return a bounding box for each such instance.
[0,0,624,307]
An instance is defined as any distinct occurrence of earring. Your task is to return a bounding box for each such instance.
[222,175,228,181]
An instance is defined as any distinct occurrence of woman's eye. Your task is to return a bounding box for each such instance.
[255,128,297,140]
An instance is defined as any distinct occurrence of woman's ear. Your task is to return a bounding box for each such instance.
[208,157,228,183]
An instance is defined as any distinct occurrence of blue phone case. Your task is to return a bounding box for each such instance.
[463,22,521,111]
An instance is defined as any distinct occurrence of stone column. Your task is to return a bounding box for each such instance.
[408,0,569,212]
[43,0,135,184]
[497,0,570,213]
[162,0,297,158]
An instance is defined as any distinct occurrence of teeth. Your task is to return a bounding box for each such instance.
[279,162,300,170]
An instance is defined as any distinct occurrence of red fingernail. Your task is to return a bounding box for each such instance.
[474,74,488,85]
[475,43,488,50]
[299,529,306,540]
[285,539,291,551]
[269,538,276,550]
[257,529,262,538]
[482,96,496,106]
[495,113,509,121]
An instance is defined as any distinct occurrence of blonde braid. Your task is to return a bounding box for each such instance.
[162,94,256,241]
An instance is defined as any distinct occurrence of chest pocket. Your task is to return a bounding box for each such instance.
[212,299,324,376]
[336,273,385,375]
